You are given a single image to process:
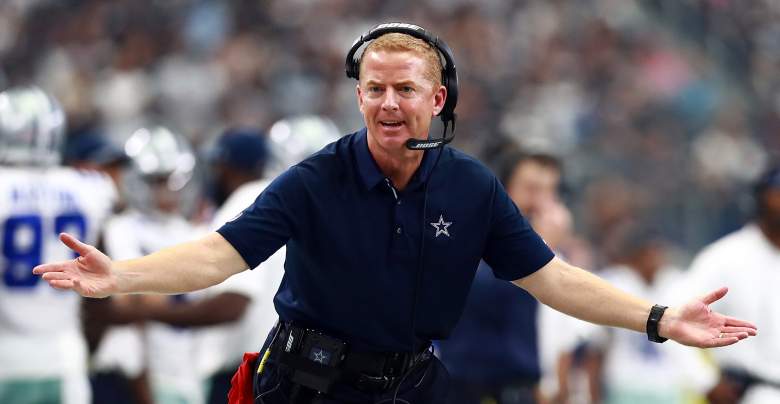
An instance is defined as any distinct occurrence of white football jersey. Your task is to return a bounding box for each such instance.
[195,179,285,377]
[0,167,115,378]
[100,210,206,403]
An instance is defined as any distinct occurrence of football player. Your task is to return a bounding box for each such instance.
[97,125,206,404]
[0,86,116,404]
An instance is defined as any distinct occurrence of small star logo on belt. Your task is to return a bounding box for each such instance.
[310,347,331,365]
[430,214,452,238]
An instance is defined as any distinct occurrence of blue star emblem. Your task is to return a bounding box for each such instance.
[430,214,452,238]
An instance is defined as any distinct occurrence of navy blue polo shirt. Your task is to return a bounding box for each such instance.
[436,261,541,385]
[217,128,554,352]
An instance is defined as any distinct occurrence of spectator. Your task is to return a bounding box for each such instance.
[685,163,780,404]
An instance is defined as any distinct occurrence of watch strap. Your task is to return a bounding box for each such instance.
[646,304,668,343]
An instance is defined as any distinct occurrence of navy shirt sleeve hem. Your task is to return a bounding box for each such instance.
[216,226,263,269]
[493,250,555,282]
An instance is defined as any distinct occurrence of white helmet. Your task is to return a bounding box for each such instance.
[124,125,196,191]
[0,86,66,167]
[123,126,196,214]
[267,115,341,176]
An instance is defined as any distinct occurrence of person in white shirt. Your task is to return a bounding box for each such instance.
[686,163,780,404]
[98,125,205,404]
[187,128,279,404]
[0,86,116,404]
[582,226,716,404]
[138,118,340,404]
[62,130,155,404]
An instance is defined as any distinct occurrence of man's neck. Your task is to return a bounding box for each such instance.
[367,135,423,191]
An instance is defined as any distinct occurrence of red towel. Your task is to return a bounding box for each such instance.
[228,352,260,404]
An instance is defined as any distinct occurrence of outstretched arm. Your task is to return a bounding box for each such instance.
[515,257,757,348]
[33,232,248,297]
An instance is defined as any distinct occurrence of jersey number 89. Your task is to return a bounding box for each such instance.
[2,213,86,288]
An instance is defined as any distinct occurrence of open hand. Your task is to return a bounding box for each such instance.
[33,233,118,298]
[662,287,757,348]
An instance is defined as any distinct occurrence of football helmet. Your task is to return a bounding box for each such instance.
[123,126,196,213]
[0,86,66,167]
[266,115,341,176]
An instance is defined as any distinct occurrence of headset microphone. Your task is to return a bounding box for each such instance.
[405,137,450,150]
[404,119,456,150]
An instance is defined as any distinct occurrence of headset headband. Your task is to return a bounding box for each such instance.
[345,22,458,127]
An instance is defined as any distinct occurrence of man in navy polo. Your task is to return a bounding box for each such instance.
[35,24,757,404]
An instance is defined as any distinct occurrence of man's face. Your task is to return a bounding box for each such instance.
[357,50,446,153]
[147,175,180,213]
[506,160,561,217]
[759,188,780,231]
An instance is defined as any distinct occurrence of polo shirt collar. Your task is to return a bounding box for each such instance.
[353,128,440,191]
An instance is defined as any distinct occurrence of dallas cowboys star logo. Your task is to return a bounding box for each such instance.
[311,348,329,365]
[430,214,452,238]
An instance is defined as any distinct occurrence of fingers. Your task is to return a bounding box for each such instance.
[49,279,76,290]
[41,271,76,290]
[721,326,758,336]
[700,287,728,305]
[705,336,740,348]
[42,272,73,281]
[724,316,758,331]
[706,326,757,348]
[33,261,73,275]
[59,233,93,256]
[719,332,749,340]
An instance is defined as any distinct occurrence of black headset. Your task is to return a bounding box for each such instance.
[345,22,459,150]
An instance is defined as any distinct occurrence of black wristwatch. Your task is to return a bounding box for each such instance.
[646,304,668,343]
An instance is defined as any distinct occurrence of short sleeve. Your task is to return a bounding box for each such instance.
[217,167,304,269]
[482,178,555,280]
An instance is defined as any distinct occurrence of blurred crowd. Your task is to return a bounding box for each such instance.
[1,0,778,261]
[1,0,779,403]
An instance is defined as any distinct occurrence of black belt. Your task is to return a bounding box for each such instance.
[344,345,433,392]
[271,322,432,394]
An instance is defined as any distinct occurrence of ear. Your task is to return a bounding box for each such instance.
[431,84,447,117]
[356,83,365,114]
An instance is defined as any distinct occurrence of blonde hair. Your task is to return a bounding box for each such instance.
[359,33,443,86]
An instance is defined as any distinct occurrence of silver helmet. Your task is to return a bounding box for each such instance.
[0,86,66,167]
[123,126,196,214]
[266,115,341,176]
[124,125,196,192]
